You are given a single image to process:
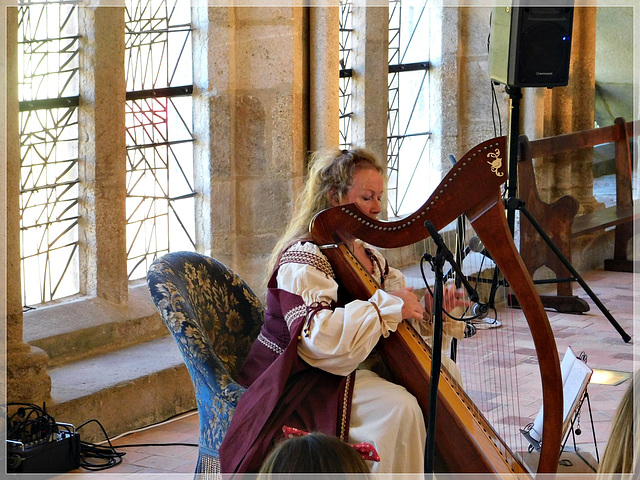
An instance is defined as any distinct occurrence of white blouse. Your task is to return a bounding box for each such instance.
[276,241,404,376]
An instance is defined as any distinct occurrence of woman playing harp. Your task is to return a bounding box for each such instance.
[220,147,470,473]
[309,136,563,475]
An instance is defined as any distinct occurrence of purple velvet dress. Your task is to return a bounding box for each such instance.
[219,266,355,473]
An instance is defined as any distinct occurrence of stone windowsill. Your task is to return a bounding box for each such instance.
[23,281,166,366]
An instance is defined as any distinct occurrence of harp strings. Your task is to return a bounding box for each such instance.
[398,220,527,458]
[454,218,527,455]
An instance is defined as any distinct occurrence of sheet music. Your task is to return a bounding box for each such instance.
[523,346,593,449]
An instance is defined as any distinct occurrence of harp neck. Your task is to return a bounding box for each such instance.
[311,136,507,249]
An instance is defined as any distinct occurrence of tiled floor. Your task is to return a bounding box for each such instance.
[106,412,200,475]
[54,267,635,478]
[456,268,636,472]
[53,412,200,479]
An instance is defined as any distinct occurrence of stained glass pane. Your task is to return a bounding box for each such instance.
[125,0,194,280]
[339,0,353,149]
[18,2,80,305]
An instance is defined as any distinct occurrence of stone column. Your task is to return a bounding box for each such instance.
[196,7,308,292]
[542,7,598,211]
[428,6,460,178]
[566,6,598,211]
[521,88,545,140]
[78,7,128,305]
[5,6,52,404]
[310,6,339,151]
[457,7,506,153]
[351,1,388,215]
[192,5,237,269]
[234,7,309,289]
[521,87,548,191]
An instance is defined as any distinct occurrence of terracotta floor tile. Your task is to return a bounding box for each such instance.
[133,454,192,471]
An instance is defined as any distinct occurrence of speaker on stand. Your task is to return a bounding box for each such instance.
[485,2,631,341]
[485,1,579,312]
[489,2,574,89]
[489,0,575,233]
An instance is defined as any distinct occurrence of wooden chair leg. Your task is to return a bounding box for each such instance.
[605,221,636,272]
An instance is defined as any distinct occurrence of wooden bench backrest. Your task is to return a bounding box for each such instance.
[520,117,637,208]
[518,117,638,278]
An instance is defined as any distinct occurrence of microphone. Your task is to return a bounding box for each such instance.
[468,235,484,253]
[471,302,489,319]
[468,235,493,260]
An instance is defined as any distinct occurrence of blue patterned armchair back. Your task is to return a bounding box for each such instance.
[147,251,264,477]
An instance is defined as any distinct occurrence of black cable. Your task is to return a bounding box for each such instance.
[77,442,126,471]
[491,81,503,137]
[76,419,126,471]
[420,254,490,323]
[5,402,59,443]
[76,414,200,470]
[115,442,198,448]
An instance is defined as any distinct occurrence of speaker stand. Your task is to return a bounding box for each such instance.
[498,86,631,343]
[506,197,631,343]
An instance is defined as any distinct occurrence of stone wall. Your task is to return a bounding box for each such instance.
[193,6,309,290]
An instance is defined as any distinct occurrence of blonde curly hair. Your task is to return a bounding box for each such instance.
[266,147,384,276]
[597,370,639,476]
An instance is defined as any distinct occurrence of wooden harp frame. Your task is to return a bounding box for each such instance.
[309,136,563,476]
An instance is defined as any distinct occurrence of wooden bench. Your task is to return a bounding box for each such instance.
[517,117,638,311]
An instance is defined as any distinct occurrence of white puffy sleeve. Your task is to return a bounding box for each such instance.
[277,242,404,376]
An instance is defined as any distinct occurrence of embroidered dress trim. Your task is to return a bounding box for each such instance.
[339,373,352,441]
[280,249,335,278]
[257,332,284,355]
[284,305,306,331]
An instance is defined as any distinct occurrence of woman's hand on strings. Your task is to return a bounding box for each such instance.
[390,287,426,321]
[424,285,471,319]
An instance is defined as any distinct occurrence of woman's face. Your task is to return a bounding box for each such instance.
[333,167,384,219]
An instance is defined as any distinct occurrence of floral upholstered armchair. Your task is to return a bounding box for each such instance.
[147,252,264,478]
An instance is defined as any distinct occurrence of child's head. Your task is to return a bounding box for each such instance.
[258,431,371,475]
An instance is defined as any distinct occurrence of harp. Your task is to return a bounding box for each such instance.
[309,136,563,475]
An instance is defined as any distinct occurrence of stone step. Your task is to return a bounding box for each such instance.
[24,283,168,367]
[45,336,196,443]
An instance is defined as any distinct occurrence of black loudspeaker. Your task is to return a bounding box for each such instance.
[489,1,574,88]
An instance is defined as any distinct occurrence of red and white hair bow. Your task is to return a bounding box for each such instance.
[282,426,381,462]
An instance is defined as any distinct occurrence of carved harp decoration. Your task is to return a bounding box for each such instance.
[310,136,563,476]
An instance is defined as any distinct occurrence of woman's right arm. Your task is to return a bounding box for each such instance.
[277,242,404,376]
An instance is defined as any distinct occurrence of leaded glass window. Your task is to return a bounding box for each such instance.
[18,2,80,306]
[339,0,353,149]
[387,0,432,218]
[338,0,432,218]
[125,0,195,280]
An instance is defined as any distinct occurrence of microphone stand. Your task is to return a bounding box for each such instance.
[422,221,445,475]
[422,221,482,473]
